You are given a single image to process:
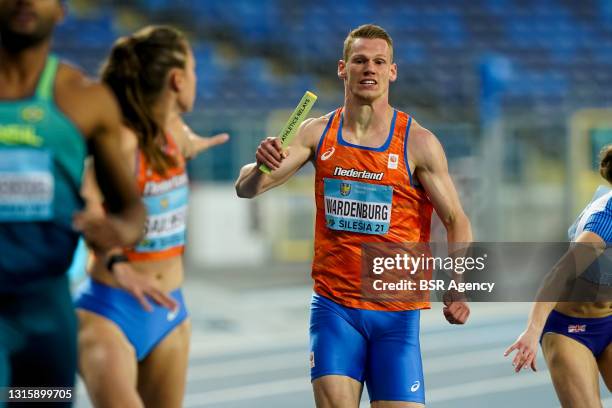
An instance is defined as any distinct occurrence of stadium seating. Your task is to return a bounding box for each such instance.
[54,0,612,180]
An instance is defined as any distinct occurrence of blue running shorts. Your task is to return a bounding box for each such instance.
[74,278,188,361]
[310,293,425,404]
[541,310,612,357]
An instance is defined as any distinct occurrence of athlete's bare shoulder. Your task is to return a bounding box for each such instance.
[118,125,138,154]
[298,112,334,152]
[407,118,445,169]
[408,118,436,145]
[115,125,139,173]
[54,63,121,140]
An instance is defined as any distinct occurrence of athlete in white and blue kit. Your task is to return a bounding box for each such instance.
[506,145,612,407]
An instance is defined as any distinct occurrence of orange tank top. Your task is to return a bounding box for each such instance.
[123,133,188,262]
[313,108,433,311]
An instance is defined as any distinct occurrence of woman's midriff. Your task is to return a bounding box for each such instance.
[555,301,612,318]
[89,255,184,293]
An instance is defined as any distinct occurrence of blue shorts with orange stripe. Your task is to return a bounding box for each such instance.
[309,293,425,404]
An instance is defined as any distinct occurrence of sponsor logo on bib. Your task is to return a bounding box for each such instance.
[340,183,351,196]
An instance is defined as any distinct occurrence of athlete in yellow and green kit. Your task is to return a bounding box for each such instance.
[0,0,144,400]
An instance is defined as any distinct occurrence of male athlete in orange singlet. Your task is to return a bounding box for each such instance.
[236,24,472,408]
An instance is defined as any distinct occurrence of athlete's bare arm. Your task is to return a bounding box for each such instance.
[505,230,608,372]
[235,115,329,198]
[56,65,145,250]
[167,113,229,160]
[80,126,139,220]
[410,121,472,244]
[410,121,472,325]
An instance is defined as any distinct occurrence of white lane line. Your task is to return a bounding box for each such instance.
[425,347,544,374]
[188,351,307,381]
[186,346,532,383]
[428,370,552,402]
[189,333,306,358]
[183,378,310,407]
[183,369,553,406]
[188,320,522,359]
[186,302,528,359]
[421,322,523,353]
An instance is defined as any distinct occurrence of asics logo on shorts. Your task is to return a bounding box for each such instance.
[167,305,179,321]
[321,147,335,161]
[410,380,420,392]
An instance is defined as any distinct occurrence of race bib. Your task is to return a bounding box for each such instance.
[324,178,393,235]
[136,185,188,252]
[0,149,54,221]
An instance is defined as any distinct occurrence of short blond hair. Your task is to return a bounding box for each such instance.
[343,24,393,62]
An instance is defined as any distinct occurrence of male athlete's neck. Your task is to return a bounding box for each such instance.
[343,94,393,143]
[0,41,50,93]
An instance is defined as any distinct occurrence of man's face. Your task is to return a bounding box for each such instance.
[0,0,64,52]
[338,38,397,103]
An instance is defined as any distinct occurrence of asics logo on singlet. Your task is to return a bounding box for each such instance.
[321,147,335,161]
[333,166,384,181]
[410,381,420,392]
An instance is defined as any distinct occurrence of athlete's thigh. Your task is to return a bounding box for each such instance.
[77,309,141,408]
[542,333,602,408]
[137,318,191,408]
[310,296,367,408]
[313,375,364,408]
[597,342,612,392]
[366,310,424,407]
